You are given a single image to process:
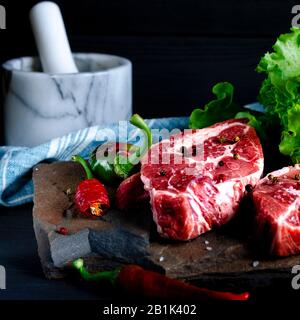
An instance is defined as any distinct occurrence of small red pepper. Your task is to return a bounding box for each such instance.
[57,227,68,235]
[72,155,110,218]
[73,259,250,301]
[115,172,150,211]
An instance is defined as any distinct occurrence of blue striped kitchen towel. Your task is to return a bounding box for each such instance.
[0,117,189,207]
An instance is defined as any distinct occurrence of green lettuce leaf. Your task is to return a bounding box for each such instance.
[189,82,241,129]
[279,104,300,163]
[257,27,300,81]
[257,27,300,163]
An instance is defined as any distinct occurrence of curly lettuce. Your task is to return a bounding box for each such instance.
[257,27,300,163]
[189,82,241,129]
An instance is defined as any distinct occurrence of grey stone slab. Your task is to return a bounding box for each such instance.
[50,229,91,268]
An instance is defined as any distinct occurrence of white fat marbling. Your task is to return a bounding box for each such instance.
[2,53,132,147]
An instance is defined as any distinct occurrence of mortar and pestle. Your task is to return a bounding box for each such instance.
[2,2,132,147]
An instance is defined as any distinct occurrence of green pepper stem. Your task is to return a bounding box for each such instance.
[72,259,120,285]
[113,114,152,179]
[129,114,152,163]
[72,155,94,179]
[130,114,152,152]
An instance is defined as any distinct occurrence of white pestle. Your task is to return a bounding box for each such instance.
[29,1,78,74]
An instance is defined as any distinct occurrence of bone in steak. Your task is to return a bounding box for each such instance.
[252,164,300,256]
[140,119,264,240]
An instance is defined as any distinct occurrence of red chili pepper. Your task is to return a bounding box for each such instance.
[115,172,150,211]
[57,227,68,235]
[72,155,110,218]
[73,259,250,301]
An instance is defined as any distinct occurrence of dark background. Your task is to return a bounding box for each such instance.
[1,0,298,124]
[0,0,300,302]
[0,0,298,144]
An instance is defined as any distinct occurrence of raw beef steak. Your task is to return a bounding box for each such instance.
[140,119,264,240]
[252,164,300,256]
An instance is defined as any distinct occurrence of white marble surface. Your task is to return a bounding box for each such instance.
[2,53,132,147]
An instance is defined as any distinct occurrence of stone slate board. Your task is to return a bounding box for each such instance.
[32,162,300,290]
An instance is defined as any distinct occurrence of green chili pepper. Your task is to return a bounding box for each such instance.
[114,114,152,179]
[90,142,133,184]
[90,114,152,183]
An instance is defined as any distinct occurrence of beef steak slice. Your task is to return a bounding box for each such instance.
[252,164,300,256]
[140,119,264,241]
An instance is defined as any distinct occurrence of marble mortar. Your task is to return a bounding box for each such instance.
[2,53,132,147]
